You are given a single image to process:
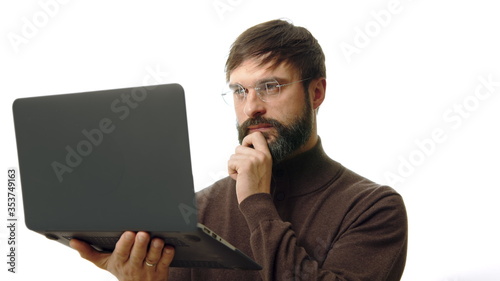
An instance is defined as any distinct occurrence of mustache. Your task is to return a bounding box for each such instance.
[238,116,283,135]
[237,116,285,145]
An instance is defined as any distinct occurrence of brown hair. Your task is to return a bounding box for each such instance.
[225,19,326,86]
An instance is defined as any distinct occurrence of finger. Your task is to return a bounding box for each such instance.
[113,231,136,264]
[242,132,271,154]
[70,238,110,269]
[128,231,150,266]
[228,146,269,175]
[235,141,271,165]
[241,131,261,147]
[156,246,175,276]
[144,237,165,268]
[227,153,249,179]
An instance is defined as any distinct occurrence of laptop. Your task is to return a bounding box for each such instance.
[12,83,261,270]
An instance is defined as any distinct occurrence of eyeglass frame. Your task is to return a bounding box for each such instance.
[221,77,311,105]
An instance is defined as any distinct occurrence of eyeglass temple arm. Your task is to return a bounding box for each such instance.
[276,78,312,88]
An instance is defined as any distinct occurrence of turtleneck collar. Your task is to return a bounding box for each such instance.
[270,137,344,198]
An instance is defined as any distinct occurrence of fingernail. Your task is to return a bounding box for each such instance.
[164,247,173,254]
[152,239,163,248]
[69,239,76,249]
[124,232,134,240]
[138,233,146,242]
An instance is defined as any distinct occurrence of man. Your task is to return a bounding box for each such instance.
[71,19,408,280]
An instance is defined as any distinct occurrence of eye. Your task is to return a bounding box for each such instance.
[230,85,246,99]
[230,85,246,97]
[265,81,280,95]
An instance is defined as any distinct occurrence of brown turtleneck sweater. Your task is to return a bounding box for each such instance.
[169,139,407,280]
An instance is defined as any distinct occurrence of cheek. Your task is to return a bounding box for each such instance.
[274,103,303,122]
[235,108,247,124]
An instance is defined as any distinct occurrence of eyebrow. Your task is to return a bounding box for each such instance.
[229,76,289,88]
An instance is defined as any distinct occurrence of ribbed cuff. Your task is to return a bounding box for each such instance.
[238,193,281,232]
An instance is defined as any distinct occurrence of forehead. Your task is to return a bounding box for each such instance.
[229,59,298,85]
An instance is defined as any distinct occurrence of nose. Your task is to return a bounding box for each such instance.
[243,89,266,118]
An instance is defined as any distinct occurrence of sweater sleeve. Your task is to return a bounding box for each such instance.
[238,192,408,281]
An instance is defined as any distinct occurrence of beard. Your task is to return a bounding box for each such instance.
[237,97,313,164]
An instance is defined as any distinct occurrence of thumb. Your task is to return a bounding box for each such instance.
[70,238,109,269]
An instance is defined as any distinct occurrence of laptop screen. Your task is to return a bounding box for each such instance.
[13,84,197,232]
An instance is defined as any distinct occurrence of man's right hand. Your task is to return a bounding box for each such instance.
[70,231,175,281]
[228,131,273,204]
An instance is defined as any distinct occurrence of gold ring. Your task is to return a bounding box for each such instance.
[145,260,156,267]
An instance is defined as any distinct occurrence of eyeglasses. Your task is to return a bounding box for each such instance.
[221,78,310,106]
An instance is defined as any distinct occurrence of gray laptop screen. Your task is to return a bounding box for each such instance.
[13,84,197,232]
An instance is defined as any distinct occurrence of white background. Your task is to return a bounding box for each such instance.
[1,0,499,280]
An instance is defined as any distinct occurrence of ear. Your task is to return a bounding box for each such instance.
[309,78,326,110]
